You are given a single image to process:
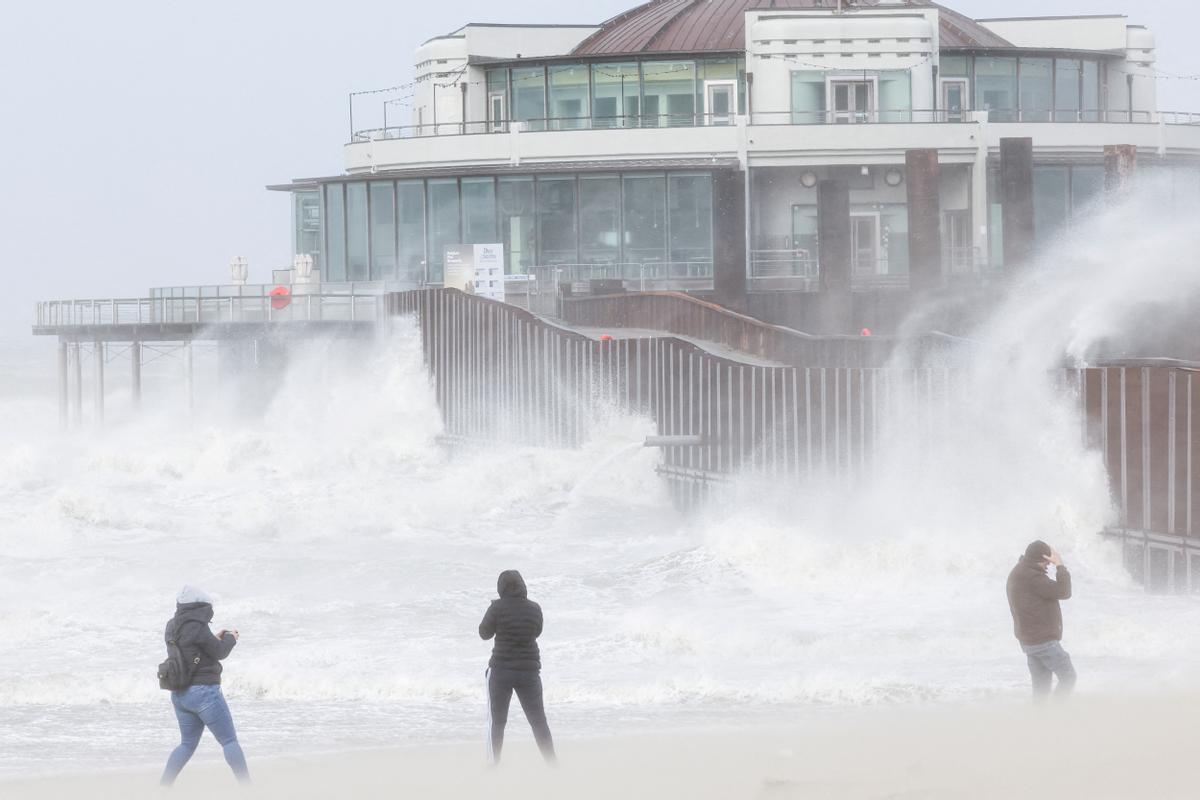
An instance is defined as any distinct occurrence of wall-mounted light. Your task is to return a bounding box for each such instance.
[800,171,818,188]
[884,168,904,187]
[860,165,870,176]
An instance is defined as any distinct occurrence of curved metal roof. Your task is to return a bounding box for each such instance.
[571,0,1013,56]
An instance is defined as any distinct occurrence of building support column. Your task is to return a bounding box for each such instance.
[905,149,942,292]
[130,340,142,409]
[94,340,105,424]
[712,168,748,312]
[58,339,69,430]
[1000,137,1034,269]
[817,179,852,334]
[1105,144,1137,197]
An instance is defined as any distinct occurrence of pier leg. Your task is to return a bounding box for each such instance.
[94,340,105,424]
[73,342,83,427]
[58,339,69,429]
[184,342,194,414]
[130,340,142,409]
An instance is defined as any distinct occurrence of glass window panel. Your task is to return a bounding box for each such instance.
[369,182,396,280]
[487,68,507,94]
[790,205,819,274]
[697,59,744,117]
[791,71,827,124]
[622,173,667,263]
[461,177,497,244]
[549,64,589,130]
[1069,166,1104,219]
[940,55,969,77]
[426,178,460,283]
[397,181,425,285]
[579,175,621,264]
[1082,60,1100,121]
[592,62,639,128]
[668,173,712,265]
[1033,166,1070,247]
[346,183,369,281]
[324,184,346,281]
[536,176,578,265]
[498,177,536,274]
[1019,57,1052,122]
[511,67,546,130]
[1054,59,1082,121]
[642,61,695,127]
[975,57,1017,122]
[293,190,322,275]
[878,71,912,122]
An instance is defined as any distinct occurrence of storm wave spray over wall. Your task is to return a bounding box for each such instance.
[3,183,1200,775]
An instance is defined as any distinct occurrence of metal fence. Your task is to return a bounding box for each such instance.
[388,289,1199,591]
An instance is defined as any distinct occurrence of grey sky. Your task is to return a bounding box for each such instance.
[1,1,1197,336]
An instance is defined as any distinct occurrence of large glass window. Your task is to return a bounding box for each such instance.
[879,204,909,274]
[791,71,826,124]
[622,173,667,263]
[1070,166,1105,217]
[592,62,639,127]
[1033,166,1070,246]
[698,59,744,121]
[878,71,912,122]
[293,190,322,275]
[498,177,536,274]
[369,182,396,280]
[346,183,369,281]
[642,61,695,127]
[397,181,425,284]
[461,177,497,244]
[511,67,546,130]
[579,175,621,264]
[1082,60,1100,121]
[536,176,578,264]
[324,184,346,281]
[1019,57,1053,122]
[940,55,969,78]
[426,178,460,283]
[549,65,589,130]
[976,57,1017,122]
[668,173,712,265]
[1054,59,1082,122]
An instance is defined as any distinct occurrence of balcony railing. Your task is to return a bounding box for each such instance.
[351,109,1200,142]
[34,291,383,330]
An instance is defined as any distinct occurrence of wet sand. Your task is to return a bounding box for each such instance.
[4,694,1196,799]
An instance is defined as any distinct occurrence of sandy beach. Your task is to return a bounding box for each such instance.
[4,693,1195,800]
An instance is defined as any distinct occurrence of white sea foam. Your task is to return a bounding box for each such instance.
[3,184,1200,774]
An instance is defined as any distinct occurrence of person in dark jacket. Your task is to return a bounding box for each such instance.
[479,570,555,764]
[160,586,250,786]
[1006,541,1076,700]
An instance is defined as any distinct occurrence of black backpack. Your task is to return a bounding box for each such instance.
[158,619,201,691]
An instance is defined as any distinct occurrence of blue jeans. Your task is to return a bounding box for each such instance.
[1021,641,1077,700]
[161,684,250,785]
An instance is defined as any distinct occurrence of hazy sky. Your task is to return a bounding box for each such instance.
[2,1,1197,334]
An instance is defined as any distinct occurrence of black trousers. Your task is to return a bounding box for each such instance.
[486,667,555,763]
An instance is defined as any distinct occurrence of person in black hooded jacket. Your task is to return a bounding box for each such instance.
[160,585,250,786]
[479,570,555,764]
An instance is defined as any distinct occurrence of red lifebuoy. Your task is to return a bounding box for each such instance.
[270,285,291,310]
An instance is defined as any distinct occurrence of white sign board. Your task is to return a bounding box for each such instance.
[442,243,506,302]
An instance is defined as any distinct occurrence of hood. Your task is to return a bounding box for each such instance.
[1017,555,1048,574]
[497,570,527,599]
[174,602,215,625]
[177,585,214,605]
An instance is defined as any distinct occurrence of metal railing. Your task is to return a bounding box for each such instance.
[748,248,988,292]
[148,281,411,300]
[34,291,383,330]
[352,108,1200,142]
[522,261,713,314]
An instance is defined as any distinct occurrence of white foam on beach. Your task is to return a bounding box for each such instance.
[4,184,1200,776]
